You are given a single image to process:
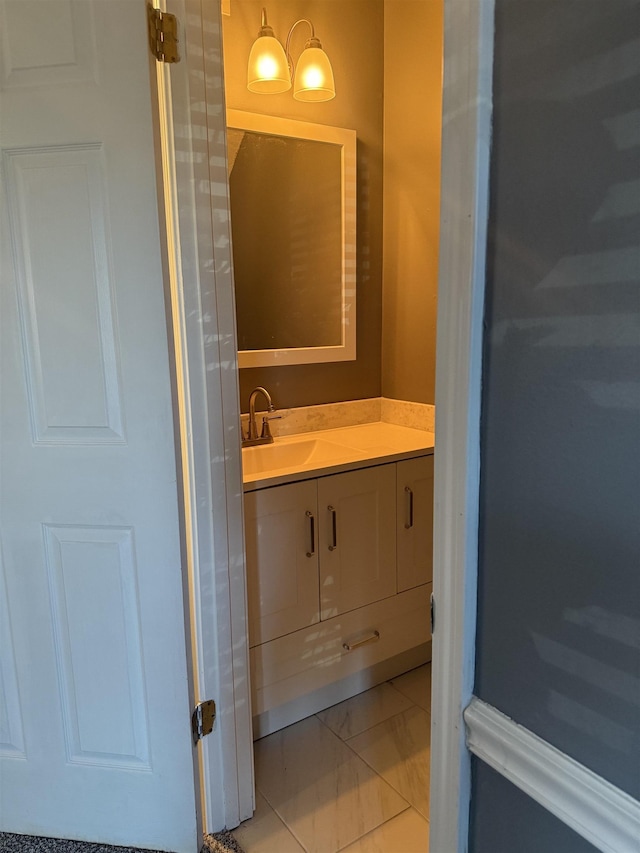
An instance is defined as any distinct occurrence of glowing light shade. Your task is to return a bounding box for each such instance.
[293,39,335,102]
[247,13,291,94]
[247,9,335,103]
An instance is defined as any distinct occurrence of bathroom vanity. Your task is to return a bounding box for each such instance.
[242,422,434,737]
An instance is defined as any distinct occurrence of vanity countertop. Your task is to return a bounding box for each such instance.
[242,422,435,492]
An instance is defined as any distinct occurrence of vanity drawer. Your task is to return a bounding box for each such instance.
[250,583,431,718]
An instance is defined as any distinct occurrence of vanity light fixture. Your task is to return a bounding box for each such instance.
[247,7,336,102]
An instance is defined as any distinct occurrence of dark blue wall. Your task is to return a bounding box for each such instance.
[472,0,640,844]
[471,759,599,853]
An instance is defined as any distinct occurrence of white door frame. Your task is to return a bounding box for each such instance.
[429,0,495,849]
[151,0,254,832]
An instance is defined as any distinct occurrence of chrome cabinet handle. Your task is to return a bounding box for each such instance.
[404,486,414,529]
[328,505,337,551]
[342,630,380,652]
[305,510,315,557]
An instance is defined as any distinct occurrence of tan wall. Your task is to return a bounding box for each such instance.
[223,0,384,411]
[381,0,442,405]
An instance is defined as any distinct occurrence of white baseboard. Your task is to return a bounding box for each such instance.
[464,697,640,853]
[253,642,431,739]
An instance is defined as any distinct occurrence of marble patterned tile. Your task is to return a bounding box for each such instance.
[270,399,382,437]
[347,706,431,819]
[317,683,414,741]
[389,663,432,712]
[381,398,435,433]
[241,397,436,438]
[231,790,305,853]
[255,715,409,853]
[339,808,430,853]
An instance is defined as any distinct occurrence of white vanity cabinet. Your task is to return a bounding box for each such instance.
[244,479,319,646]
[397,455,434,592]
[244,450,434,737]
[318,465,397,619]
[245,466,396,645]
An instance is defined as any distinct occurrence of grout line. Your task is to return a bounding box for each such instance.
[252,671,432,852]
[341,705,427,746]
[338,708,432,821]
[253,782,310,853]
[314,677,427,743]
[232,790,308,852]
[313,698,407,741]
[385,677,420,706]
[387,666,433,712]
[333,804,414,853]
[255,721,408,853]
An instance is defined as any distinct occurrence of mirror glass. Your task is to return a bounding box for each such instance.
[226,110,356,367]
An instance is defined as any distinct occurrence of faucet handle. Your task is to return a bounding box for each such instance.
[261,413,282,440]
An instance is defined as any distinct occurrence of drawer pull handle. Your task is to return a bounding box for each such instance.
[328,505,337,551]
[342,630,380,652]
[305,510,315,557]
[404,486,414,529]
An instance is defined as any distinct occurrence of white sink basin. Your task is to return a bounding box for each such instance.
[242,438,358,476]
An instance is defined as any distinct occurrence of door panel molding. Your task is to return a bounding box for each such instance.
[0,0,98,88]
[465,697,640,853]
[43,524,150,769]
[4,144,125,445]
[0,545,26,760]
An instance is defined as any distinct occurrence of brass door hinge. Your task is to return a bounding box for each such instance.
[147,4,180,63]
[192,699,216,744]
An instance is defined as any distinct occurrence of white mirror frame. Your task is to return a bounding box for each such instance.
[226,109,357,368]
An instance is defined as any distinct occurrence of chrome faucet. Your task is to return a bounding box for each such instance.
[243,386,280,446]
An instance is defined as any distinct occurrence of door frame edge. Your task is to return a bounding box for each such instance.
[430,0,495,850]
[155,0,254,834]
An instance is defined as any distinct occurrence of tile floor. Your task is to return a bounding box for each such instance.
[232,663,432,853]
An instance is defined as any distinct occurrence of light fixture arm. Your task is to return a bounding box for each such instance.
[257,6,276,37]
[284,18,320,71]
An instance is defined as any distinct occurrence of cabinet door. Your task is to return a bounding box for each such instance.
[318,465,396,619]
[244,480,319,646]
[397,455,434,592]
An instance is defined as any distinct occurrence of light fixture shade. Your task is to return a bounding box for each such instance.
[293,44,335,101]
[247,34,291,94]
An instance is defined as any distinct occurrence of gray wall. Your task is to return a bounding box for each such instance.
[471,760,599,853]
[473,0,640,844]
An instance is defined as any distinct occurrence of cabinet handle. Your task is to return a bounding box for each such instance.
[328,505,337,551]
[305,510,315,557]
[404,486,414,529]
[342,630,380,652]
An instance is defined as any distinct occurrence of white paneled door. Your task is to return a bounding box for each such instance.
[0,2,197,850]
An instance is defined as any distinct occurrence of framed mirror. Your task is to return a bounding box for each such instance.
[226,110,357,367]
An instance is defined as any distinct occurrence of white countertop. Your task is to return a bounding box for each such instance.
[242,422,435,491]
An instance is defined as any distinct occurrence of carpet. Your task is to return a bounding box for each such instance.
[0,832,244,853]
[203,833,244,853]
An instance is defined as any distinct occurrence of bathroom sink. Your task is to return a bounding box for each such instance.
[242,438,359,476]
